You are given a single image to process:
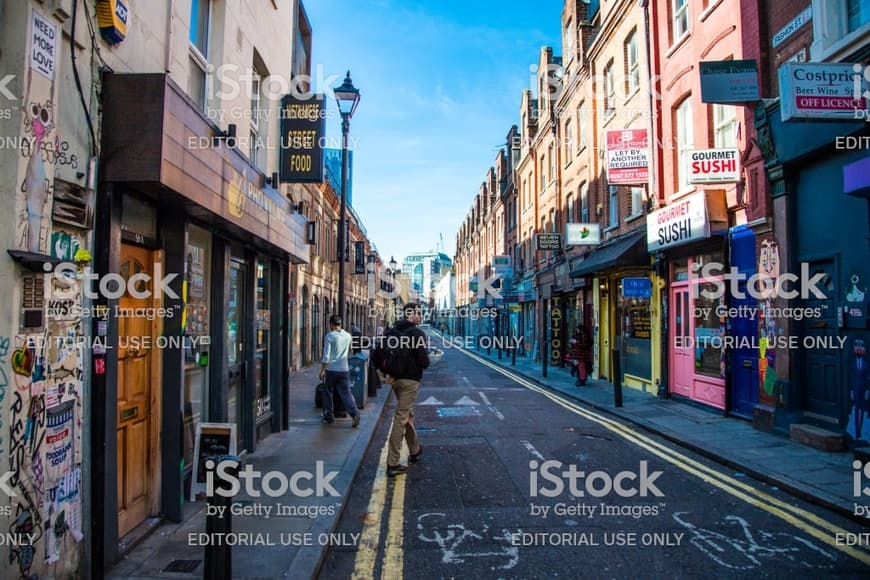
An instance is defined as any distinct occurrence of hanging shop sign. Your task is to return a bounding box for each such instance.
[536,233,562,251]
[700,60,759,103]
[565,223,601,246]
[646,191,709,252]
[550,297,564,366]
[279,94,326,182]
[688,148,741,183]
[779,62,869,121]
[97,0,130,45]
[605,129,649,184]
[492,255,513,279]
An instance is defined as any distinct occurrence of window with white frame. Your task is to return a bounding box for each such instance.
[567,193,575,223]
[550,209,556,233]
[565,119,574,160]
[580,182,589,222]
[604,61,616,115]
[626,31,639,95]
[630,186,645,217]
[673,0,689,41]
[577,102,588,150]
[540,156,546,190]
[549,143,556,182]
[676,97,694,191]
[714,104,738,148]
[250,68,264,169]
[189,0,211,111]
[564,20,575,61]
[609,185,619,227]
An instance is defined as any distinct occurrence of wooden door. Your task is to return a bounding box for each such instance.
[117,244,156,537]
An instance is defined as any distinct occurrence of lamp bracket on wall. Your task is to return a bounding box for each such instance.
[213,123,237,147]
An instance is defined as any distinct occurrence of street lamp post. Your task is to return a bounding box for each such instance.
[334,71,360,323]
[389,256,398,323]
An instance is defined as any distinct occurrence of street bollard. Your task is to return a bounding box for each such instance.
[612,349,623,408]
[498,336,503,360]
[511,344,517,366]
[204,455,240,580]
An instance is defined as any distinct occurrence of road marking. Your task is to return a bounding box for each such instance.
[478,391,505,421]
[417,513,519,569]
[459,347,870,567]
[419,396,444,405]
[454,395,480,406]
[352,424,393,580]
[381,445,409,580]
[520,440,545,461]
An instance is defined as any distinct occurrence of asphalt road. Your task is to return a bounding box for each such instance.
[318,342,870,580]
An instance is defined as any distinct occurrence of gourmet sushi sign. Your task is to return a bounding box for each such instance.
[687,148,740,183]
[646,192,709,251]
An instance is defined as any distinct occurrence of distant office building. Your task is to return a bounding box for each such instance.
[402,251,453,303]
[324,148,353,207]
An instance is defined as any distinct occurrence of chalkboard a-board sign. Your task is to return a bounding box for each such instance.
[190,422,237,501]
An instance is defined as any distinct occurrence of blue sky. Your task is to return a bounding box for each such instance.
[305,0,564,265]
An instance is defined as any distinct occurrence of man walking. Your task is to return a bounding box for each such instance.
[320,315,361,427]
[385,303,430,476]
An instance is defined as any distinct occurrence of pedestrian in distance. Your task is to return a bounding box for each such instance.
[320,315,361,428]
[375,303,430,477]
[567,324,592,386]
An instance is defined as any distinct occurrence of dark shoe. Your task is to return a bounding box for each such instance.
[387,464,408,477]
[321,415,334,424]
[409,446,423,464]
[352,414,361,428]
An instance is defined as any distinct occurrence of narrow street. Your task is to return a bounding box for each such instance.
[319,339,870,579]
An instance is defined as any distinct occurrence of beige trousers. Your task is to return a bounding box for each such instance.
[387,379,421,466]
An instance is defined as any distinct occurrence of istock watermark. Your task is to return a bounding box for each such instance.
[205,459,340,499]
[529,460,664,498]
[692,261,828,300]
[45,261,180,301]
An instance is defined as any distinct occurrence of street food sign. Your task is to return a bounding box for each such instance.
[700,60,759,103]
[688,148,740,183]
[279,94,326,182]
[565,223,601,246]
[536,233,562,251]
[779,62,869,121]
[646,192,709,252]
[605,129,649,184]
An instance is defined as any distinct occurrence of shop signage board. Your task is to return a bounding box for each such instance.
[700,60,759,103]
[622,277,652,299]
[96,0,130,45]
[31,9,57,80]
[550,297,564,366]
[646,191,709,252]
[605,129,649,184]
[536,233,562,251]
[565,223,602,246]
[779,62,869,121]
[492,255,512,274]
[279,94,326,182]
[190,423,237,501]
[688,148,740,183]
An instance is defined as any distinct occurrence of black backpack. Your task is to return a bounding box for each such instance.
[372,326,416,378]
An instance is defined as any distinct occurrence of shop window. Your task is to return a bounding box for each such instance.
[693,282,725,378]
[255,260,271,420]
[849,0,870,31]
[183,225,211,480]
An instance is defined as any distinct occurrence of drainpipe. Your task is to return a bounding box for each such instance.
[165,0,175,73]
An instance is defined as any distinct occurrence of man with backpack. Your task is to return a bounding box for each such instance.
[372,303,430,477]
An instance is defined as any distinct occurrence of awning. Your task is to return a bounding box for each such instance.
[569,230,648,278]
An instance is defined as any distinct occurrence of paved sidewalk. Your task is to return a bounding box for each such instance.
[456,339,862,522]
[108,364,391,580]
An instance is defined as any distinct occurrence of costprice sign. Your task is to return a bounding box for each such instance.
[606,129,649,184]
[779,62,869,121]
[688,149,740,184]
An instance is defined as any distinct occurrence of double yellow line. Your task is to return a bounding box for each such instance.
[353,424,408,580]
[460,347,870,566]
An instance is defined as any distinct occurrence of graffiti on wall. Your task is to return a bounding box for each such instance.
[6,291,85,576]
[757,239,780,406]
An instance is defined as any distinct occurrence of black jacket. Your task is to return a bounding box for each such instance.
[392,319,430,380]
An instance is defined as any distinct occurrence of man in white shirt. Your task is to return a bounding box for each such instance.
[320,315,361,427]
